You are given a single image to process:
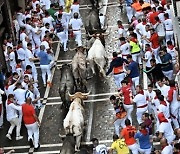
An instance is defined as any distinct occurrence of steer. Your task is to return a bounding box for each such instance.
[63,91,90,151]
[72,46,87,92]
[87,35,107,78]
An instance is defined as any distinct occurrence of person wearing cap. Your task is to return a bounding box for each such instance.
[22,97,40,150]
[108,134,129,154]
[155,112,175,144]
[110,95,127,136]
[69,12,83,46]
[106,52,128,90]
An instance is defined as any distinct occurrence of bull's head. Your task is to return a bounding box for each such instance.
[68,91,91,101]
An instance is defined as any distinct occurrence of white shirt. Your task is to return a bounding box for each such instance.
[142,30,151,45]
[159,122,175,143]
[40,0,51,10]
[32,26,41,41]
[40,26,50,40]
[120,42,130,56]
[17,47,26,60]
[5,84,16,97]
[25,24,33,40]
[158,102,170,119]
[161,145,173,154]
[155,22,165,37]
[41,41,50,51]
[71,4,80,15]
[42,16,54,29]
[32,0,40,11]
[21,81,29,90]
[16,12,25,27]
[156,84,170,97]
[9,52,16,67]
[69,18,83,30]
[94,144,108,154]
[164,19,173,31]
[167,47,177,63]
[20,32,28,41]
[6,101,22,121]
[118,27,126,38]
[144,50,153,67]
[0,89,4,103]
[25,49,35,67]
[14,88,26,105]
[158,12,165,22]
[133,93,147,107]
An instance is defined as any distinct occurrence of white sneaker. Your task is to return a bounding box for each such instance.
[6,134,12,140]
[16,136,23,140]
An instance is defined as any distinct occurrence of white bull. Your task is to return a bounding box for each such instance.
[63,92,90,151]
[87,38,107,77]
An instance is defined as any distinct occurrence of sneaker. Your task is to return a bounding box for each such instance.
[6,134,12,140]
[16,136,23,140]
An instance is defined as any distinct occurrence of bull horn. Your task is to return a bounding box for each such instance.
[81,90,91,96]
[68,91,75,97]
[87,31,93,37]
[69,47,77,51]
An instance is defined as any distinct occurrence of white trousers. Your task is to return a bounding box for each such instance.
[73,30,82,46]
[25,122,39,148]
[57,31,68,51]
[152,47,161,64]
[131,76,140,95]
[113,73,126,89]
[114,118,126,136]
[40,65,51,84]
[162,70,173,80]
[123,104,133,123]
[132,53,142,64]
[136,106,148,124]
[165,31,174,44]
[170,105,180,129]
[0,104,3,126]
[126,6,133,23]
[139,147,151,154]
[8,117,21,137]
[128,143,139,154]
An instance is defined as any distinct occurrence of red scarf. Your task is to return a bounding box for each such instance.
[24,70,32,74]
[140,129,148,135]
[167,45,174,50]
[158,112,168,123]
[16,64,21,69]
[17,45,22,50]
[118,25,124,29]
[7,99,13,105]
[130,38,138,43]
[160,100,167,106]
[73,1,79,4]
[138,90,144,95]
[142,21,147,25]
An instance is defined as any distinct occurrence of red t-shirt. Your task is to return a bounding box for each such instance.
[150,33,160,49]
[149,12,158,25]
[121,85,132,105]
[22,104,36,124]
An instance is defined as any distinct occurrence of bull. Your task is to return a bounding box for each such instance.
[72,46,87,92]
[89,0,99,8]
[59,64,75,109]
[60,134,75,154]
[87,34,107,78]
[63,91,90,151]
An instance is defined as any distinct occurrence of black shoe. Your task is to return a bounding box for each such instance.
[34,144,40,151]
[29,139,34,148]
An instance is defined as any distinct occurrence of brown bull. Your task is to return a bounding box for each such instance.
[72,46,87,91]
